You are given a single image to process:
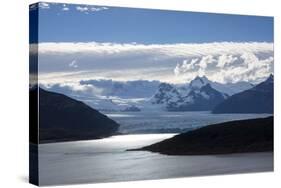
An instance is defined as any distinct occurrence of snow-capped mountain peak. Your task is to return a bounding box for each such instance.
[150,83,182,105]
[151,78,228,111]
[189,75,210,89]
[187,75,254,96]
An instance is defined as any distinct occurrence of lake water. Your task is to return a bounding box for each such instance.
[38,111,273,185]
[105,111,271,134]
[39,134,273,186]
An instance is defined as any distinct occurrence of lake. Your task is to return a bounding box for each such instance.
[105,111,271,134]
[38,111,273,185]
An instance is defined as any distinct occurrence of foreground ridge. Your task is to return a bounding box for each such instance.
[129,116,273,155]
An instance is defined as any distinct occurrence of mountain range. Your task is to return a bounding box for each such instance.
[41,75,273,113]
[212,74,273,114]
[150,76,253,111]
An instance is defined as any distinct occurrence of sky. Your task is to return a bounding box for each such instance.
[30,2,274,87]
[35,2,273,43]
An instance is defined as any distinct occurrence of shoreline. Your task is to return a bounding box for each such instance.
[129,116,273,156]
[37,133,177,145]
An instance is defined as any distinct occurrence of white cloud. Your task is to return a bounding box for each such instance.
[34,41,273,84]
[62,7,69,11]
[76,6,109,13]
[41,82,104,97]
[35,3,108,13]
[216,54,238,68]
[38,68,172,85]
[39,2,50,9]
[76,6,88,12]
[34,42,272,57]
[174,58,199,76]
[69,60,78,68]
[174,52,273,83]
[90,7,108,11]
[197,55,216,76]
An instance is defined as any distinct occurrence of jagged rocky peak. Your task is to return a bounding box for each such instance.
[151,75,229,111]
[158,83,174,92]
[189,75,210,89]
[152,83,181,105]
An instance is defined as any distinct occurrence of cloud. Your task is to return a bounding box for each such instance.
[34,42,273,57]
[69,60,78,68]
[76,6,88,12]
[76,6,109,13]
[174,52,273,83]
[62,4,69,11]
[174,58,199,76]
[62,7,70,11]
[39,2,50,9]
[38,68,172,85]
[90,7,109,11]
[32,3,109,12]
[33,41,273,84]
[41,82,104,98]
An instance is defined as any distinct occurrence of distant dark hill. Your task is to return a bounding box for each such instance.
[31,88,120,143]
[212,75,273,114]
[130,117,273,155]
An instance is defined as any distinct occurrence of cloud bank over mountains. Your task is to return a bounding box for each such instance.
[174,52,273,83]
[33,41,273,85]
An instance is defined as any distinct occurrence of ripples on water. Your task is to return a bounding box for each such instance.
[105,111,271,134]
[38,111,273,185]
[39,133,273,186]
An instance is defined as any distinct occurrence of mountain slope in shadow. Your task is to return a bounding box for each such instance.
[212,75,273,114]
[30,88,120,143]
[129,117,273,155]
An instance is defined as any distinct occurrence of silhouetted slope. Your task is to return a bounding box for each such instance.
[131,117,273,155]
[31,88,120,143]
[212,75,273,114]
